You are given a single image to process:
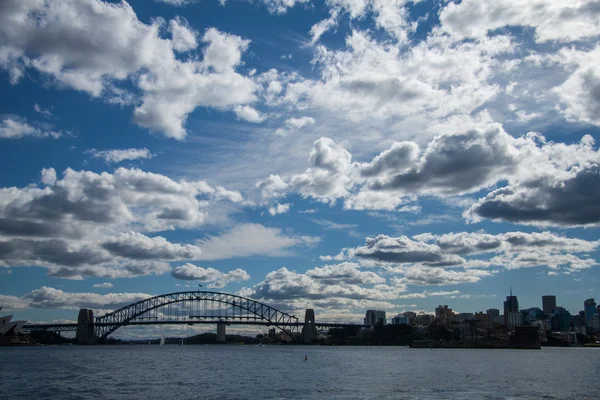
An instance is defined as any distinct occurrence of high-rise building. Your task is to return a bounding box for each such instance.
[542,295,556,316]
[402,311,417,325]
[391,314,409,325]
[551,307,571,332]
[486,308,500,322]
[435,305,453,325]
[523,307,544,323]
[504,291,521,328]
[584,298,596,324]
[364,310,386,326]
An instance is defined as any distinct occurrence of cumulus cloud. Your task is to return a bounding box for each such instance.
[354,235,463,266]
[23,286,151,311]
[466,165,600,227]
[41,168,57,186]
[0,0,258,139]
[170,263,250,288]
[0,117,63,139]
[168,17,197,52]
[439,0,600,43]
[274,116,316,136]
[234,105,266,123]
[554,46,600,127]
[195,223,320,260]
[87,148,154,164]
[306,262,385,285]
[239,266,400,312]
[257,125,600,226]
[391,266,493,286]
[348,231,599,274]
[268,203,291,216]
[0,167,243,278]
[102,232,203,260]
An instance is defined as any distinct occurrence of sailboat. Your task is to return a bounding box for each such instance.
[160,333,165,346]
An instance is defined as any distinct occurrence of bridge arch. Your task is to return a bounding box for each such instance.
[94,291,298,340]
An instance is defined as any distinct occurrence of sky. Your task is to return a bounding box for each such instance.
[1,0,599,337]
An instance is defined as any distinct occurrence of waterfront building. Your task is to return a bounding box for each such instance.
[486,308,500,322]
[505,312,523,329]
[523,307,544,324]
[474,312,491,329]
[532,320,551,332]
[364,310,386,326]
[391,315,409,325]
[402,311,417,324]
[435,305,453,325]
[455,313,474,322]
[551,307,571,332]
[504,292,521,328]
[542,295,556,316]
[0,309,27,345]
[415,313,434,326]
[589,316,600,332]
[584,298,596,325]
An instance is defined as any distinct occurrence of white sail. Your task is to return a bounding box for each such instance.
[160,334,165,346]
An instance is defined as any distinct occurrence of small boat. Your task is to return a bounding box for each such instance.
[160,334,165,346]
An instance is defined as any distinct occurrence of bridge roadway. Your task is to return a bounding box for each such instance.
[22,319,368,333]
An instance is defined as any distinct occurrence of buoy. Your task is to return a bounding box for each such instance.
[304,354,308,361]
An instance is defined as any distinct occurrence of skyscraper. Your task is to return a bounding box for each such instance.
[551,307,571,332]
[584,298,596,324]
[504,291,521,328]
[435,305,453,325]
[542,295,556,316]
[364,310,386,326]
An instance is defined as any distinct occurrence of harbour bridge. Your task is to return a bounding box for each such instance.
[21,291,367,343]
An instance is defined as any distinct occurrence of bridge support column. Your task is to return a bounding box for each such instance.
[217,322,226,342]
[76,309,95,344]
[302,309,317,343]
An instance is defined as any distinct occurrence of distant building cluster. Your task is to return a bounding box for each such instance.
[365,294,600,345]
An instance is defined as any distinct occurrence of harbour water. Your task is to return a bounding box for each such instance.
[1,346,598,399]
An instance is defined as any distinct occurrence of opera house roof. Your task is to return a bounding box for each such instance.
[0,308,26,336]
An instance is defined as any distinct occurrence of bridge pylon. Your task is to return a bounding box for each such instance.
[76,309,94,344]
[302,309,317,343]
[217,322,226,342]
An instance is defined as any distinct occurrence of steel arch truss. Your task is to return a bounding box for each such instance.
[94,291,298,340]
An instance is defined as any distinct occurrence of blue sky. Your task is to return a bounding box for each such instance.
[1,0,599,333]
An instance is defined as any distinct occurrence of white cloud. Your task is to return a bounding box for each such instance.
[170,263,251,288]
[234,105,266,123]
[169,17,198,52]
[0,167,244,278]
[23,286,151,311]
[391,265,493,286]
[93,282,114,288]
[33,103,54,119]
[258,125,600,225]
[195,223,320,260]
[439,0,600,43]
[87,148,154,164]
[554,46,600,126]
[275,116,316,136]
[41,168,57,186]
[268,203,291,216]
[348,230,599,274]
[0,1,258,140]
[0,117,63,139]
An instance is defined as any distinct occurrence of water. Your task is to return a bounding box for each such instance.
[1,346,598,399]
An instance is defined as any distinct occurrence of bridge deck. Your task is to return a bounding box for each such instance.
[23,320,368,332]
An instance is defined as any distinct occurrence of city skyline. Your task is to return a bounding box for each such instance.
[0,0,599,337]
